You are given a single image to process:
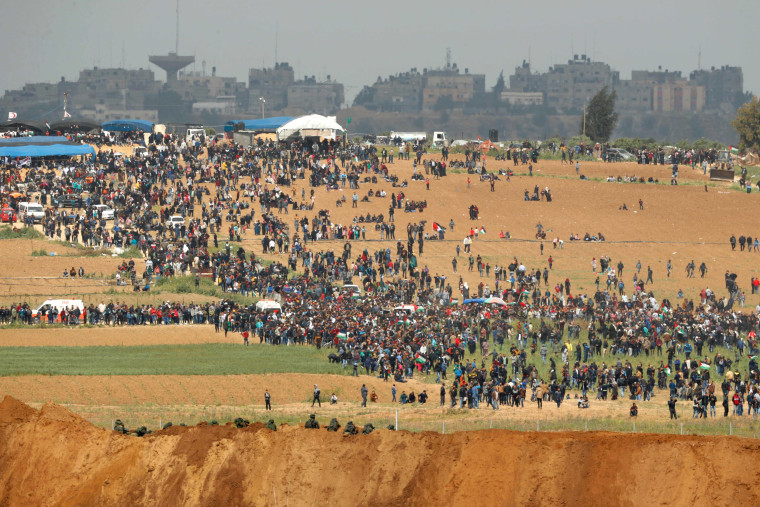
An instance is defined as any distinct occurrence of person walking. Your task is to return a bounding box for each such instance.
[312,384,321,407]
[361,384,368,407]
[265,389,272,410]
[646,266,654,284]
[440,383,446,406]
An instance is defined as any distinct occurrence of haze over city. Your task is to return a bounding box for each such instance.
[0,0,755,103]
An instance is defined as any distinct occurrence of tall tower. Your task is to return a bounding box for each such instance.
[149,53,195,82]
[149,0,194,82]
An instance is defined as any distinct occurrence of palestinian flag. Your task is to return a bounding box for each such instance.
[432,222,446,232]
[479,226,486,234]
[749,355,758,361]
[698,362,710,370]
[665,367,671,376]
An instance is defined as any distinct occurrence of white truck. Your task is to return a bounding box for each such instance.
[431,131,448,148]
[389,131,427,143]
[389,131,447,147]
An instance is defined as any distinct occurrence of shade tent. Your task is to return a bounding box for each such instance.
[0,136,69,145]
[276,114,344,141]
[0,121,49,134]
[0,143,95,158]
[101,119,154,132]
[49,119,100,132]
[224,117,294,132]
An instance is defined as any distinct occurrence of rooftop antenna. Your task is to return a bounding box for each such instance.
[446,47,451,69]
[275,21,278,64]
[698,44,702,70]
[175,0,179,53]
[528,46,531,66]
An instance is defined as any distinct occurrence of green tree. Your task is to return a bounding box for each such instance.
[581,86,619,143]
[732,96,760,152]
[352,86,375,107]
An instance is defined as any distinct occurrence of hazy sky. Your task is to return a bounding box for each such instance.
[0,0,755,105]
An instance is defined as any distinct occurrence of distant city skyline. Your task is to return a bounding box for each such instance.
[0,0,755,105]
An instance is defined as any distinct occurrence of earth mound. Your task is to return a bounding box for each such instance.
[0,397,758,506]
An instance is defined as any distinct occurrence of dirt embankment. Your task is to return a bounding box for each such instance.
[0,397,758,506]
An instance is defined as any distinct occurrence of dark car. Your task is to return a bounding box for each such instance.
[53,194,83,208]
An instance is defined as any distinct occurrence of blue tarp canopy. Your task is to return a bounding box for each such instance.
[0,143,95,158]
[224,116,294,132]
[0,136,69,145]
[101,119,154,132]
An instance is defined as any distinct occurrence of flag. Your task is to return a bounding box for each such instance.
[432,222,446,232]
[698,362,710,370]
[749,355,758,361]
[479,226,486,234]
[665,367,671,376]
[63,111,71,118]
[347,117,351,124]
[45,121,51,130]
[7,112,17,120]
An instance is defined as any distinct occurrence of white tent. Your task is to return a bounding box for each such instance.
[276,114,345,141]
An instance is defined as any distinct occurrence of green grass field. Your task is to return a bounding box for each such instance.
[0,343,336,376]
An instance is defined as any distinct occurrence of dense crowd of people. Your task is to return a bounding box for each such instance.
[2,129,759,419]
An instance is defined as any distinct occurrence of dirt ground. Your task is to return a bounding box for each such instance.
[1,397,759,507]
[0,324,234,347]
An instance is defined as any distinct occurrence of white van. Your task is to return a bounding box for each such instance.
[92,204,115,220]
[166,215,185,228]
[186,128,206,145]
[18,202,44,223]
[32,299,85,323]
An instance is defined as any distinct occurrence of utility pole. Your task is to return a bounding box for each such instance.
[582,98,587,138]
[63,92,69,120]
[175,0,179,54]
[259,97,266,119]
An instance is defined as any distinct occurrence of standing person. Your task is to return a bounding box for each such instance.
[264,389,272,410]
[646,266,654,284]
[391,384,397,402]
[535,385,543,409]
[666,260,672,278]
[440,383,446,406]
[312,384,321,407]
[575,161,580,175]
[668,396,678,419]
[361,384,368,407]
[540,242,544,255]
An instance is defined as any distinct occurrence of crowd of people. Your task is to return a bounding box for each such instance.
[2,129,759,421]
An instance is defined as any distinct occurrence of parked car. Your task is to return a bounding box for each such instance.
[52,194,82,208]
[0,207,17,223]
[18,202,44,223]
[166,215,185,228]
[607,148,635,161]
[92,204,115,220]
